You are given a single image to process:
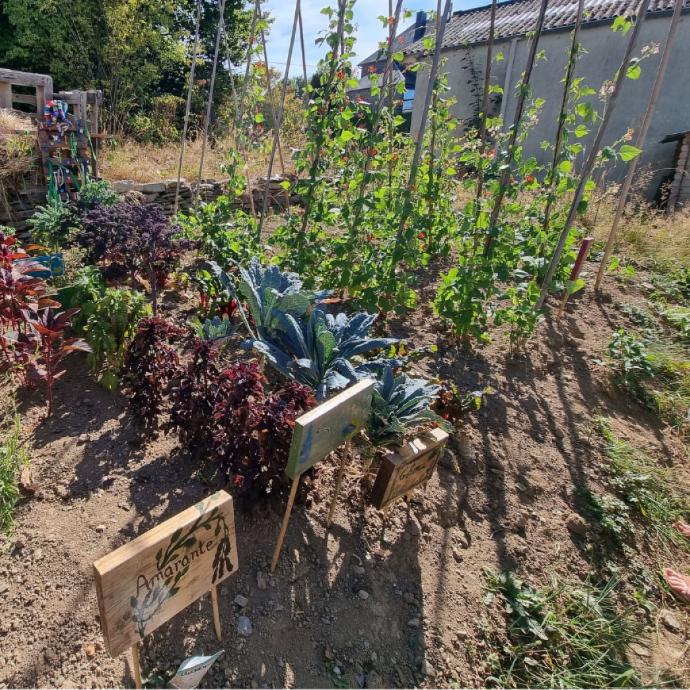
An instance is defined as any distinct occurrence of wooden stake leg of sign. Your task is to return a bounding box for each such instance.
[326,442,350,529]
[271,476,300,573]
[210,585,222,640]
[557,291,569,318]
[130,643,142,689]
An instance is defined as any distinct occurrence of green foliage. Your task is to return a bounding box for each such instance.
[58,267,151,390]
[367,364,450,447]
[0,0,251,134]
[28,200,76,252]
[188,315,237,343]
[0,414,28,534]
[77,180,119,210]
[594,418,689,553]
[249,308,398,401]
[484,572,641,688]
[607,329,655,384]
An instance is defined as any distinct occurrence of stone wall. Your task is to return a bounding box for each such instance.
[0,174,299,234]
[112,176,299,216]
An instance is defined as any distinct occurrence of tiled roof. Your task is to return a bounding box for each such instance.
[404,0,690,54]
[359,21,429,66]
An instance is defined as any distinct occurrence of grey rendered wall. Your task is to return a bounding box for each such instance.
[410,13,690,197]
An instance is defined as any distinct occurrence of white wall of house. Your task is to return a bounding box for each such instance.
[410,13,690,198]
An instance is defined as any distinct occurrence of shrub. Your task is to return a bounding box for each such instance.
[28,199,77,252]
[77,203,188,310]
[122,317,185,432]
[212,362,315,506]
[77,179,119,210]
[168,338,223,459]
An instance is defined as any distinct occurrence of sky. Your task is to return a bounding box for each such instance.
[261,0,483,76]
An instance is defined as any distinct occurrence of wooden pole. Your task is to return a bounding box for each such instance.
[537,0,651,309]
[259,0,299,232]
[387,0,452,283]
[473,0,498,207]
[540,0,585,243]
[482,0,549,257]
[557,236,594,317]
[196,0,228,206]
[130,644,142,689]
[594,0,683,292]
[210,585,222,640]
[326,442,351,528]
[271,476,300,573]
[259,22,286,175]
[173,0,202,215]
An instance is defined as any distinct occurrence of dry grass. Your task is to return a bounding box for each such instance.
[100,136,291,183]
[0,108,33,133]
[588,196,690,266]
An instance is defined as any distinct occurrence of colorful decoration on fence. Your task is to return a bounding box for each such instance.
[370,428,449,510]
[93,491,238,687]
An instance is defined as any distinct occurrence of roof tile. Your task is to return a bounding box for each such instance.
[404,0,689,54]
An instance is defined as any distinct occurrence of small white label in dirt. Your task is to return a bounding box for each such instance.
[169,650,224,689]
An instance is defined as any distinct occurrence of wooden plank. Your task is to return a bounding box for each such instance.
[9,93,37,107]
[93,491,238,658]
[370,428,449,510]
[285,379,374,478]
[0,68,53,90]
[0,82,11,109]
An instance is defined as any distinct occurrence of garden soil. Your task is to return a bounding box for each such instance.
[0,277,688,688]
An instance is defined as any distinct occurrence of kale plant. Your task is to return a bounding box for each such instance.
[368,364,450,447]
[249,308,397,400]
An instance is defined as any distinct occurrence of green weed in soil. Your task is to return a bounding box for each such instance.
[0,415,28,533]
[484,572,641,688]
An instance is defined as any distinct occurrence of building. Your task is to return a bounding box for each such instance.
[349,11,432,114]
[402,0,690,199]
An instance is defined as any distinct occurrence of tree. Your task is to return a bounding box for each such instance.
[0,0,252,135]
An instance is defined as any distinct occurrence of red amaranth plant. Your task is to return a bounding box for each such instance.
[212,362,315,507]
[22,307,91,416]
[122,317,186,432]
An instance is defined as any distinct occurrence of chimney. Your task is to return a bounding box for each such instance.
[413,11,427,41]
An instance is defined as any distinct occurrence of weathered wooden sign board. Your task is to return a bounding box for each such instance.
[272,379,374,571]
[93,491,238,662]
[371,428,449,510]
[285,378,374,478]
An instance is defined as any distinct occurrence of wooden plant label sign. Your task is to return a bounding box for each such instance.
[370,428,449,510]
[285,379,374,479]
[93,491,238,658]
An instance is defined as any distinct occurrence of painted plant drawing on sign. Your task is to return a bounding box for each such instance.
[130,505,234,638]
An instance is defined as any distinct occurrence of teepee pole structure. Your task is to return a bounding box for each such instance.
[537,0,652,309]
[594,0,683,292]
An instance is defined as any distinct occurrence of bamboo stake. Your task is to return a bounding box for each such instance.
[234,0,261,134]
[259,21,286,175]
[557,236,594,317]
[483,0,549,257]
[130,644,142,689]
[473,0,498,207]
[259,0,299,232]
[210,585,222,640]
[271,476,300,573]
[297,0,348,243]
[196,0,228,207]
[326,442,351,528]
[173,0,202,215]
[387,0,452,284]
[540,0,585,242]
[537,0,652,309]
[594,0,683,292]
[346,0,404,235]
